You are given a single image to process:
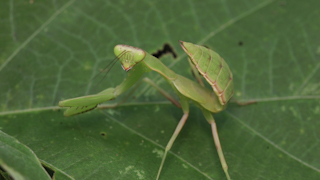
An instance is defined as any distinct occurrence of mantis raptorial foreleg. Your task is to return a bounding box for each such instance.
[59,41,235,180]
[98,77,181,109]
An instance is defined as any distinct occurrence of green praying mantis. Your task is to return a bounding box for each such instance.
[59,41,234,180]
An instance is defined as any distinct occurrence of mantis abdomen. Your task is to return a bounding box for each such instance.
[180,41,234,105]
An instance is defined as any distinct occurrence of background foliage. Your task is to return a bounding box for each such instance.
[0,0,319,179]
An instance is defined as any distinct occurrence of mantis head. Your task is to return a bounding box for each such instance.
[114,45,146,71]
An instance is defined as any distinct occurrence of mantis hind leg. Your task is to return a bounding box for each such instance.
[231,98,257,106]
[201,108,231,180]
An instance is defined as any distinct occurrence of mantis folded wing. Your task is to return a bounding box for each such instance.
[59,41,233,180]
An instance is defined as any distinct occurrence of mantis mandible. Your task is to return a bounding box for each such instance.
[59,41,234,180]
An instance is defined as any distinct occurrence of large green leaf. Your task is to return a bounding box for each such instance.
[0,130,51,180]
[1,0,319,179]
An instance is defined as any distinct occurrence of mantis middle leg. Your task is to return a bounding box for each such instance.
[200,108,231,180]
[156,90,190,180]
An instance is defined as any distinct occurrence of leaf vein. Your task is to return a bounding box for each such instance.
[0,0,76,72]
[227,111,320,173]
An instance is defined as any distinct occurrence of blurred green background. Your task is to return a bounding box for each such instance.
[0,0,320,179]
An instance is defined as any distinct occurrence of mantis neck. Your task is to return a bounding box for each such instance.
[114,63,147,96]
[113,53,176,98]
[142,53,177,81]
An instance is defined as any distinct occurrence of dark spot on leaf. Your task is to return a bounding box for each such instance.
[100,132,106,136]
[238,41,243,46]
[42,165,55,177]
[266,146,269,149]
[152,43,177,59]
[60,122,63,124]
